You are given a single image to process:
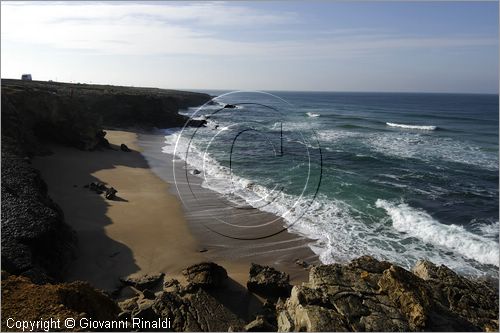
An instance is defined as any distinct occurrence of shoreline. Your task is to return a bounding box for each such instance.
[32,129,317,293]
[138,130,319,284]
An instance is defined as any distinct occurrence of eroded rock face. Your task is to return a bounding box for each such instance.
[412,260,499,331]
[182,262,228,288]
[152,288,245,331]
[277,256,499,332]
[2,84,104,152]
[1,141,76,283]
[2,79,211,136]
[247,263,292,298]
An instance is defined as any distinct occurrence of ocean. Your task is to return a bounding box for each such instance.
[161,90,499,277]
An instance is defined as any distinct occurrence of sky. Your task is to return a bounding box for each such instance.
[1,1,498,93]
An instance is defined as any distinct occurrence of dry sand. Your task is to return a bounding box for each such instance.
[33,131,207,292]
[32,130,316,297]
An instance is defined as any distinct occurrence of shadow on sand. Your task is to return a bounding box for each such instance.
[32,142,149,293]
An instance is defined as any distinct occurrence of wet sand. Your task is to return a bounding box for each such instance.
[138,131,319,284]
[32,130,317,294]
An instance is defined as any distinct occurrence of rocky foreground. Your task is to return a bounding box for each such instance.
[2,257,498,332]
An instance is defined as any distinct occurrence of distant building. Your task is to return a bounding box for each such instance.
[21,74,32,81]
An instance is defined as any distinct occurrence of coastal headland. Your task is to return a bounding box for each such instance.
[1,79,498,332]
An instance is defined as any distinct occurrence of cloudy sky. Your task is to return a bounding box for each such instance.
[1,1,498,93]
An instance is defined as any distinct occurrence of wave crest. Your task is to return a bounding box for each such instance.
[375,199,499,267]
[386,122,437,130]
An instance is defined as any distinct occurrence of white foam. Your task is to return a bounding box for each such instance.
[470,220,500,240]
[386,122,437,130]
[162,129,498,275]
[366,132,498,171]
[317,129,360,142]
[306,112,320,118]
[375,199,499,267]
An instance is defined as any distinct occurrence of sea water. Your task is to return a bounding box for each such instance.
[162,91,499,277]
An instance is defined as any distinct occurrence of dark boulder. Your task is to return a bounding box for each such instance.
[88,181,107,194]
[295,259,310,269]
[247,263,291,297]
[182,262,228,288]
[105,187,117,200]
[224,104,237,109]
[120,143,131,152]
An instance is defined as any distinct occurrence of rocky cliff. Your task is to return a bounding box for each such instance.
[1,79,211,283]
[1,79,211,153]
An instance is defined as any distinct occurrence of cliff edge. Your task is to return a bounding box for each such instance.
[1,79,211,282]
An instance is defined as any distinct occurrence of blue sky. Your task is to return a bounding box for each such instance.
[1,1,498,93]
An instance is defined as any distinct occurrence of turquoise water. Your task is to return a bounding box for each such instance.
[163,91,499,276]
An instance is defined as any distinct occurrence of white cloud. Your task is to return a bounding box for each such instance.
[2,2,496,59]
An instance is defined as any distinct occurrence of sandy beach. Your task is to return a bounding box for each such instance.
[32,131,206,292]
[32,130,317,295]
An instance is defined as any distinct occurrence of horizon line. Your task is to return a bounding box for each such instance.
[1,77,498,96]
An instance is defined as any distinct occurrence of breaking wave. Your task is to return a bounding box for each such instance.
[161,128,499,275]
[386,122,437,130]
[375,199,499,267]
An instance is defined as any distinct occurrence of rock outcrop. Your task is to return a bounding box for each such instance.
[277,256,499,332]
[120,273,165,291]
[411,260,499,331]
[182,262,228,288]
[1,272,120,332]
[117,276,245,331]
[247,263,292,297]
